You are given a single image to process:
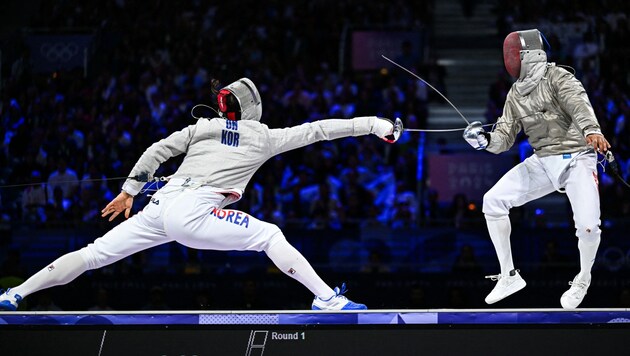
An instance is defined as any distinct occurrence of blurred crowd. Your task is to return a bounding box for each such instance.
[0,0,625,243]
[1,0,436,231]
[0,0,626,236]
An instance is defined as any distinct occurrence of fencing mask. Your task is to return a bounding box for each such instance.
[503,29,544,78]
[217,78,262,121]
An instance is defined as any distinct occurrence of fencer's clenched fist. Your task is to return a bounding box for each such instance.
[463,121,489,150]
[371,117,403,143]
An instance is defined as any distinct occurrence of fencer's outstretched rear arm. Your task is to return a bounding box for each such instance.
[122,125,195,195]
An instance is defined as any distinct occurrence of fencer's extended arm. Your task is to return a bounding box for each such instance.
[122,124,195,195]
[266,116,397,156]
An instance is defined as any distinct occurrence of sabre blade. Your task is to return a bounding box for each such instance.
[382,54,470,125]
[403,123,496,133]
[405,127,466,133]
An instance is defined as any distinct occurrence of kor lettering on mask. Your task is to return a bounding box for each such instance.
[209,207,249,228]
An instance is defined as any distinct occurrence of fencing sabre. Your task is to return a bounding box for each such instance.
[381,54,471,128]
[382,55,524,133]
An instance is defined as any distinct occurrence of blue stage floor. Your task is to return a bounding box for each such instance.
[2,308,630,325]
[2,309,629,355]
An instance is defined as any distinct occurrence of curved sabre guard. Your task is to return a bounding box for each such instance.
[388,117,404,143]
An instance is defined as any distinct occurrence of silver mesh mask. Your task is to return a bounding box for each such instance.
[503,29,544,78]
[518,29,544,53]
[220,78,262,122]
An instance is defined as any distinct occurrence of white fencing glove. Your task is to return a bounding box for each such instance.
[372,117,403,143]
[463,121,489,150]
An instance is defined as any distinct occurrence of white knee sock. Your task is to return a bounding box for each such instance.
[265,237,335,299]
[577,237,600,281]
[485,214,515,275]
[10,251,87,298]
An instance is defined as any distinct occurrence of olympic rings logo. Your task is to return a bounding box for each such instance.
[40,42,79,62]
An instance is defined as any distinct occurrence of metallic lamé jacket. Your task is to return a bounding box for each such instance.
[487,65,602,157]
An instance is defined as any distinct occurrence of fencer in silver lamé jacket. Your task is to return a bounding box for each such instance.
[486,50,602,157]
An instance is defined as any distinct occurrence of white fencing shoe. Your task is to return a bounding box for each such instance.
[484,269,526,304]
[560,275,591,309]
[0,289,22,311]
[311,283,367,310]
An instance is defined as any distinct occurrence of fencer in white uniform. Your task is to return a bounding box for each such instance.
[0,78,402,311]
[463,29,611,308]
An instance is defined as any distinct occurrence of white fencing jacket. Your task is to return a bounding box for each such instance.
[122,116,379,206]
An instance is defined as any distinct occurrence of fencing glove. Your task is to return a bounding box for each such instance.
[372,117,403,143]
[463,121,490,150]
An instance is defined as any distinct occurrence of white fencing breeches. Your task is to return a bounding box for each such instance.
[83,184,333,298]
[12,182,335,300]
[79,185,285,271]
[482,151,601,275]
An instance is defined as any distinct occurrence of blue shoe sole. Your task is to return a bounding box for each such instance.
[0,301,17,311]
[312,304,367,310]
[341,304,368,310]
